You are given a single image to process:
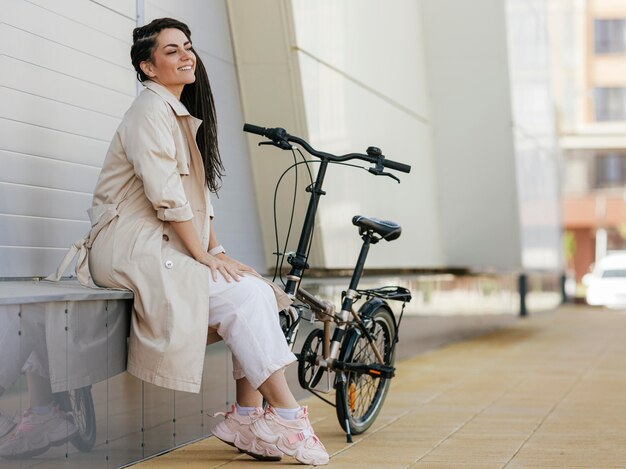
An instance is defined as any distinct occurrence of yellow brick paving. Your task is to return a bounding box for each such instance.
[134,305,626,468]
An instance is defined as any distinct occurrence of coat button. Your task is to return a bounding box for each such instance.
[165,260,173,269]
[162,234,169,241]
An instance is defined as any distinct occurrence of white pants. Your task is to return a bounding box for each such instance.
[0,305,49,391]
[208,274,296,390]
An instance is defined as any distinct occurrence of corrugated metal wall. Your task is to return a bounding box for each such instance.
[0,0,136,277]
[0,0,266,277]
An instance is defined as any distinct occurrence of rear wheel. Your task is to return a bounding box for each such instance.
[55,386,96,452]
[335,306,396,435]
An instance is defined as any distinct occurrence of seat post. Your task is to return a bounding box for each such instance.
[348,234,372,291]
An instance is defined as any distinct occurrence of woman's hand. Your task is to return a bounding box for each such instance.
[197,252,257,283]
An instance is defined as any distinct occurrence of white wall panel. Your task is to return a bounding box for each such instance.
[0,56,133,119]
[89,0,135,20]
[0,87,120,142]
[0,184,92,221]
[27,0,135,42]
[0,215,89,248]
[1,120,110,168]
[0,25,135,96]
[0,150,100,194]
[0,0,135,277]
[0,248,73,278]
[4,0,133,69]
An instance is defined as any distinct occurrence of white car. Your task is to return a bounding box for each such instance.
[584,253,626,308]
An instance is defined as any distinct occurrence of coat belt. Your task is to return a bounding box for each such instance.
[45,204,120,287]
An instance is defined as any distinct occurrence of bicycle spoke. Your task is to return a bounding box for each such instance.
[71,394,87,430]
[349,318,392,420]
[337,307,396,434]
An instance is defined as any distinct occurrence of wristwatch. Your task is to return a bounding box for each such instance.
[209,244,226,256]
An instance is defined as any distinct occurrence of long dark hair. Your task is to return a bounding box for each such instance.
[130,18,223,192]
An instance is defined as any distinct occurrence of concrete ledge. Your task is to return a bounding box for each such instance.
[0,279,133,305]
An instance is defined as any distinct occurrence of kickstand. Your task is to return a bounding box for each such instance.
[338,372,353,443]
[344,417,353,443]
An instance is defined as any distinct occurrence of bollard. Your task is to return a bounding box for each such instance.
[560,272,568,304]
[518,273,528,317]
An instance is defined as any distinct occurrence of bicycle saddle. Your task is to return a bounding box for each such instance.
[352,215,402,241]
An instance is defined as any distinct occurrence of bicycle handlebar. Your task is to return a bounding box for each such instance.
[243,123,411,174]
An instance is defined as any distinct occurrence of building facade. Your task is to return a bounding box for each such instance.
[554,0,626,283]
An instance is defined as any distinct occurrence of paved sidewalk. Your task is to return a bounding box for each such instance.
[134,305,626,468]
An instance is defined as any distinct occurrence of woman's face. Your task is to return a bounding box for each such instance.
[140,28,196,98]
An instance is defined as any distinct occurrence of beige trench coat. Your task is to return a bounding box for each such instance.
[49,81,291,393]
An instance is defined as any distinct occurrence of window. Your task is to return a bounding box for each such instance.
[594,153,626,189]
[594,87,626,121]
[594,18,626,54]
[602,269,626,278]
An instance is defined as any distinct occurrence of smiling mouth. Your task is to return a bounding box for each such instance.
[178,65,193,71]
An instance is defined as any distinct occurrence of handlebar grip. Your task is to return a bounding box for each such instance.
[383,159,411,173]
[243,123,267,136]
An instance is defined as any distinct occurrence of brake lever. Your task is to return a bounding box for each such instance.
[368,167,400,183]
[259,140,293,150]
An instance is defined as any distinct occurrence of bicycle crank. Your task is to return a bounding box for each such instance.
[297,328,326,389]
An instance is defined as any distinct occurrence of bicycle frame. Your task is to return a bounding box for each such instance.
[246,131,404,369]
[281,157,389,371]
[283,156,329,298]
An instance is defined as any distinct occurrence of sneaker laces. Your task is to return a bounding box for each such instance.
[212,404,236,419]
[213,405,264,422]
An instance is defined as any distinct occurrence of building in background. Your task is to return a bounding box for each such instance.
[553,0,626,285]
[232,0,562,277]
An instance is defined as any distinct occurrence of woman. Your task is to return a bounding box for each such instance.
[57,17,328,466]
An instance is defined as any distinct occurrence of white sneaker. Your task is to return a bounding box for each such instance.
[251,406,329,466]
[212,405,282,461]
[0,405,78,459]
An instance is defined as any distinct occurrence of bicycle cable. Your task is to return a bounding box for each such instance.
[306,387,337,407]
[272,147,299,284]
[270,150,375,285]
[279,148,315,284]
[271,159,316,284]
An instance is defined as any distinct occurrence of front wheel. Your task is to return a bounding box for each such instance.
[335,304,396,435]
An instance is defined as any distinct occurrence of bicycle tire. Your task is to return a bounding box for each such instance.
[55,386,97,452]
[335,305,396,435]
